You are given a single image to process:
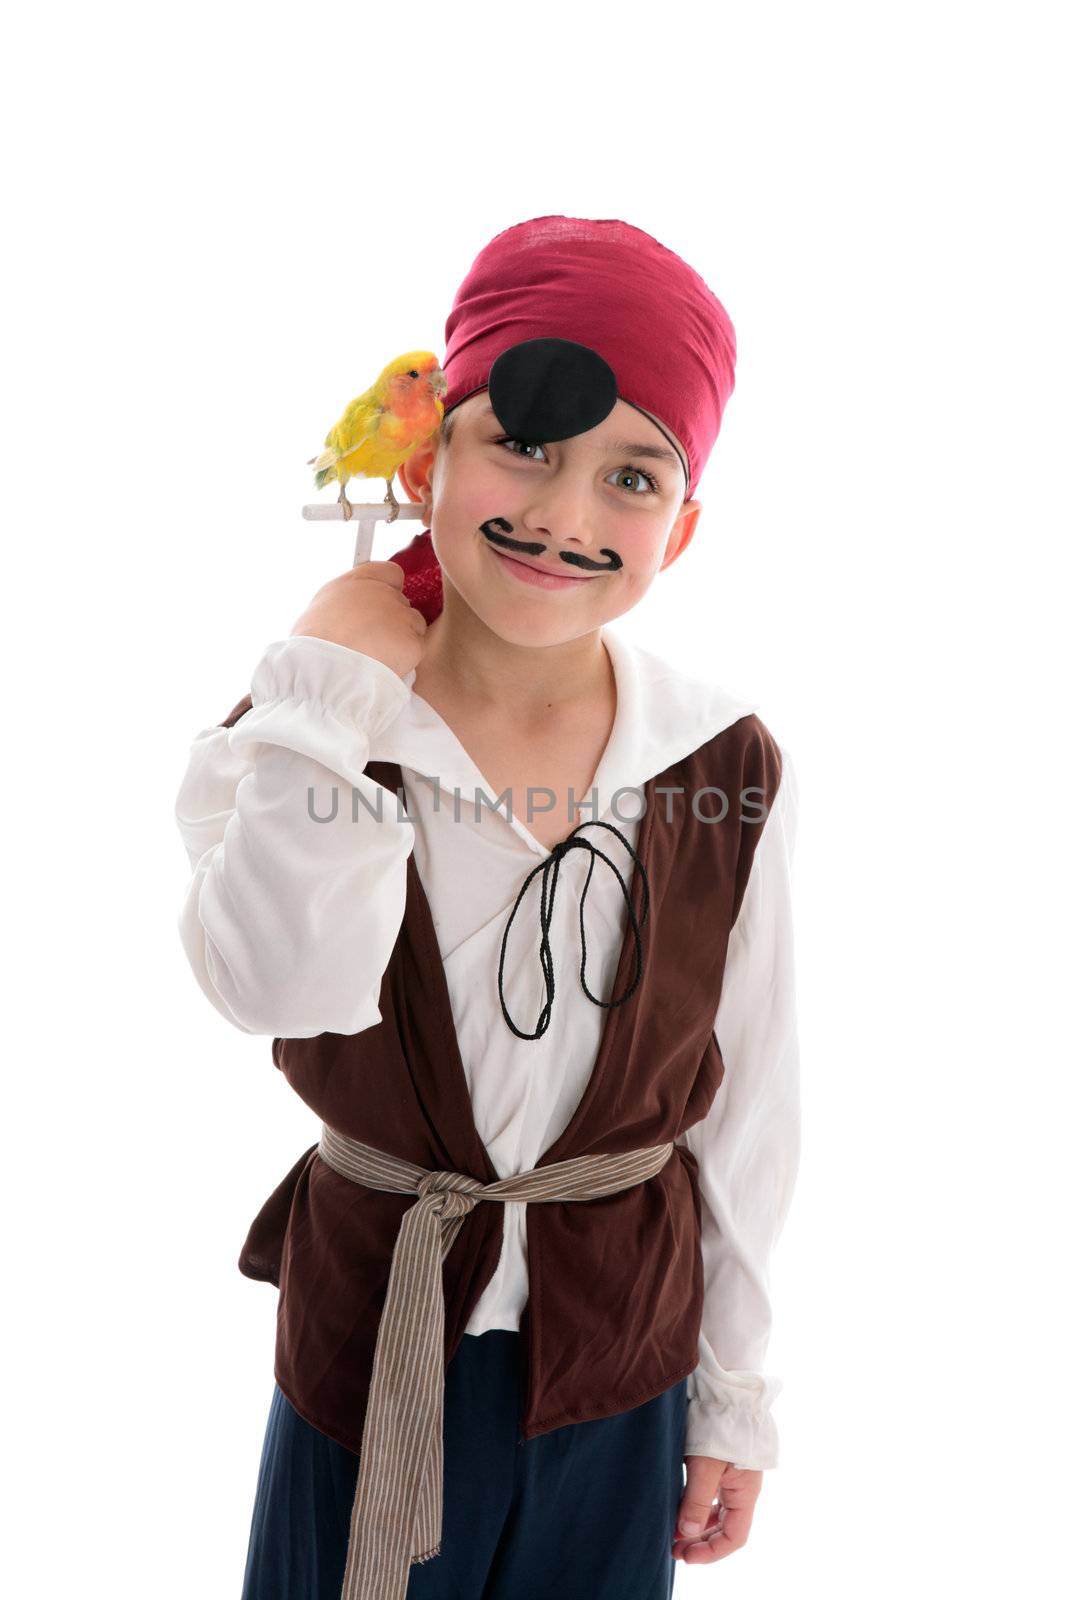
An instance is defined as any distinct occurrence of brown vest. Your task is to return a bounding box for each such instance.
[216,690,782,1454]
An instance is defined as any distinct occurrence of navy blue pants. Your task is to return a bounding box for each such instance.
[241,1329,688,1599]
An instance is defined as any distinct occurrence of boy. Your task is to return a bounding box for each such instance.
[175,214,801,1600]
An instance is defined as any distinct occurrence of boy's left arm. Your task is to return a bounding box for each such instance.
[673,743,801,1558]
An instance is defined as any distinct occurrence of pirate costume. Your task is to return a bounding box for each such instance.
[175,217,801,1600]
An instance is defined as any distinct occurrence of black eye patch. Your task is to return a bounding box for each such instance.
[488,337,618,443]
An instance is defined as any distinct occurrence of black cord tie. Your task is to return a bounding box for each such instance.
[497,819,651,1042]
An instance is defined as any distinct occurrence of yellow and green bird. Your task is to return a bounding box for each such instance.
[309,351,448,521]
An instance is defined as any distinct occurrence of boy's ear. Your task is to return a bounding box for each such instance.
[660,500,702,572]
[398,437,436,508]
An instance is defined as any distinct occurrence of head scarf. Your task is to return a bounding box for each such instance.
[395,214,737,623]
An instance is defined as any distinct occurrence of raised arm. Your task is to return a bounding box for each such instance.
[174,634,415,1038]
[678,744,801,1470]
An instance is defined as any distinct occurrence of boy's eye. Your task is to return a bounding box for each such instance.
[492,435,659,495]
[610,464,659,495]
[497,436,547,463]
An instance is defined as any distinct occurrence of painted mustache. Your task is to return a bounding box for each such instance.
[479,518,623,572]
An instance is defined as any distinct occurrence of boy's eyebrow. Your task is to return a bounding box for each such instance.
[600,439,682,468]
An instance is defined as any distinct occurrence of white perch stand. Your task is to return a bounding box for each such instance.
[301,502,426,567]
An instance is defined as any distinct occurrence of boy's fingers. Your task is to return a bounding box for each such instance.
[675,1503,752,1562]
[357,565,405,587]
[673,1489,755,1564]
[675,1455,725,1536]
[674,1459,759,1562]
[676,1497,716,1537]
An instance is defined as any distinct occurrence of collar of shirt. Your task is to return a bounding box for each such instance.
[364,625,759,858]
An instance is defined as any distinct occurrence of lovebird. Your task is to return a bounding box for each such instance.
[308,351,447,522]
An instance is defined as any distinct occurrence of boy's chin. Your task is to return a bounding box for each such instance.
[453,583,606,649]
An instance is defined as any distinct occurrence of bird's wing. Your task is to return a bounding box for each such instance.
[331,398,385,464]
[321,398,382,468]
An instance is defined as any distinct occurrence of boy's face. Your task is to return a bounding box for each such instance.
[402,391,702,648]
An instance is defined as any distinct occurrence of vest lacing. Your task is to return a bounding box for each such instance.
[497,818,650,1040]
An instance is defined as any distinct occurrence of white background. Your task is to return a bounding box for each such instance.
[4,3,1064,1595]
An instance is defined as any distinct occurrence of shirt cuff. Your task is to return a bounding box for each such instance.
[684,1375,783,1469]
[255,636,411,726]
[225,636,412,775]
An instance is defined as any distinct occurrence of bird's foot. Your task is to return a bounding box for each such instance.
[338,487,353,522]
[384,479,400,524]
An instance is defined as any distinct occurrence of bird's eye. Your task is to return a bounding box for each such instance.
[407,369,419,379]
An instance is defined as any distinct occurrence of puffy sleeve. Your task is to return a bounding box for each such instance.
[174,634,415,1038]
[677,744,801,1468]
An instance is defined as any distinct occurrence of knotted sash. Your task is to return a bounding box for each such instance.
[314,1122,677,1600]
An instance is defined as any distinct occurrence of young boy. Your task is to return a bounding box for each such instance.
[175,214,801,1600]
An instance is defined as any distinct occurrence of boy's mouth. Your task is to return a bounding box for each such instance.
[489,546,599,591]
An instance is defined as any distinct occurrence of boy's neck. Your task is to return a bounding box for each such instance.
[414,609,613,729]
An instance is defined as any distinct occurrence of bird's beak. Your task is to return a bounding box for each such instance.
[430,369,448,397]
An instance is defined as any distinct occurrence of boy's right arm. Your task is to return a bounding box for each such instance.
[174,633,416,1039]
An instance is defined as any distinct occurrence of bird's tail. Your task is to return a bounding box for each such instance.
[309,445,338,487]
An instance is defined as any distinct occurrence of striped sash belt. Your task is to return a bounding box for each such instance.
[314,1121,676,1600]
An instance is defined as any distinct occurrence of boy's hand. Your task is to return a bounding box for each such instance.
[672,1456,762,1563]
[290,561,429,682]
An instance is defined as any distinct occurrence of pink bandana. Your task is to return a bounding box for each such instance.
[395,214,737,623]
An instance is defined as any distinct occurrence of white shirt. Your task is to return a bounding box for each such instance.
[174,626,801,1469]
